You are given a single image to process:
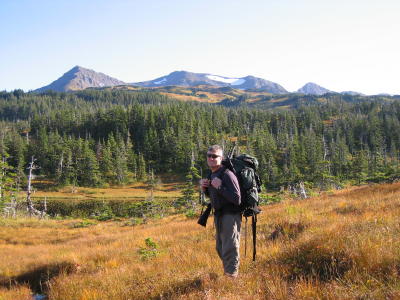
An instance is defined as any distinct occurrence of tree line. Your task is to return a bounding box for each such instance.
[1,89,400,195]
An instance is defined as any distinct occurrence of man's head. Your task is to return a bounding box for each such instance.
[207,145,224,172]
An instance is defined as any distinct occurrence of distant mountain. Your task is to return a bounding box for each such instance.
[235,76,287,92]
[133,71,288,94]
[297,82,332,95]
[33,66,380,96]
[35,66,126,92]
[341,91,365,96]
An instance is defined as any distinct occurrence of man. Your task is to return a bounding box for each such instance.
[200,145,241,277]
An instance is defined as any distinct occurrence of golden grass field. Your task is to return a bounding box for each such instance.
[110,85,273,105]
[1,182,400,299]
[32,179,182,200]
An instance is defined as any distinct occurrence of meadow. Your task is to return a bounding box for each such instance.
[1,182,400,299]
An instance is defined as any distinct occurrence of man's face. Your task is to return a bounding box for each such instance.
[207,149,223,170]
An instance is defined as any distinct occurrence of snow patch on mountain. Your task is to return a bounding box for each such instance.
[154,78,167,84]
[231,79,246,86]
[206,75,245,86]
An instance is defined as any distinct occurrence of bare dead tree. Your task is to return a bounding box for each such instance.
[288,181,308,199]
[298,182,308,199]
[323,135,328,161]
[11,195,17,218]
[39,197,47,219]
[58,152,64,175]
[3,194,17,218]
[26,156,44,218]
[0,156,5,201]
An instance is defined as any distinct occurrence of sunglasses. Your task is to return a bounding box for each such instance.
[207,154,221,159]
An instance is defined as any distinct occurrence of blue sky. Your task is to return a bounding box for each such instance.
[1,0,399,95]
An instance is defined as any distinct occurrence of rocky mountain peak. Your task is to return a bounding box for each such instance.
[35,66,126,92]
[297,82,332,95]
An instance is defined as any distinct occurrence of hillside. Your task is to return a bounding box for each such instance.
[105,84,396,109]
[107,84,275,104]
[1,89,400,194]
[1,182,400,299]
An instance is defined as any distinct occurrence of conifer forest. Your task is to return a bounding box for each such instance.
[1,89,400,192]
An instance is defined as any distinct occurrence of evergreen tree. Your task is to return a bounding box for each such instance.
[351,149,369,184]
[79,140,102,186]
[0,155,16,211]
[114,134,128,184]
[137,153,147,181]
[177,165,201,209]
[99,140,115,183]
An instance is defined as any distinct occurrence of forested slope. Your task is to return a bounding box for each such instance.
[1,89,400,190]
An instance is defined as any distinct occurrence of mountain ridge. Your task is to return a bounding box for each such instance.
[133,70,288,94]
[34,66,365,95]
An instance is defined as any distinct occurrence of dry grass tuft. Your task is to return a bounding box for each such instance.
[0,285,32,300]
[266,221,308,241]
[276,236,354,281]
[0,261,78,294]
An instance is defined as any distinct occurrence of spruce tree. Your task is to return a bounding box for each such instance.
[80,140,102,186]
[177,165,201,210]
[137,153,147,181]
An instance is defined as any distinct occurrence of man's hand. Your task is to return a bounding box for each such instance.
[211,177,222,190]
[200,179,210,192]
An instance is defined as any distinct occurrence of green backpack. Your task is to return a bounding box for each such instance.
[222,154,262,217]
[222,153,262,261]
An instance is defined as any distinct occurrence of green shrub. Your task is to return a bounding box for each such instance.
[71,220,97,228]
[121,218,143,226]
[260,194,282,205]
[138,237,159,260]
[93,205,115,221]
[185,209,197,219]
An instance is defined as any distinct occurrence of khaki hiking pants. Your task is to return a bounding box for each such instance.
[214,213,241,275]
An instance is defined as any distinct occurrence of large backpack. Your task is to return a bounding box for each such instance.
[222,153,262,261]
[222,154,262,217]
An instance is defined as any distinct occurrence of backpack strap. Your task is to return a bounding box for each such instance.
[206,169,212,180]
[211,166,228,180]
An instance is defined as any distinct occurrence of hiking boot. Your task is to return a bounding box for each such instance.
[224,272,238,278]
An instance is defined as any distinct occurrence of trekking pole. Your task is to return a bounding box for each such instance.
[199,168,205,206]
[228,142,237,159]
[252,213,257,261]
[244,216,248,258]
